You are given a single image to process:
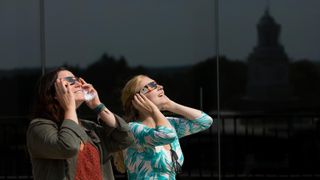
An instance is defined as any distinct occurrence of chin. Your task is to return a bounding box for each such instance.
[75,100,85,108]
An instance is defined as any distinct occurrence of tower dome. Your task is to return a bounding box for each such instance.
[245,7,291,105]
[257,9,281,47]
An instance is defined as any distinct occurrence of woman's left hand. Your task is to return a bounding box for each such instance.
[159,95,176,111]
[79,78,101,109]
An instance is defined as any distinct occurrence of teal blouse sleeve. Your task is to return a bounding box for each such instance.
[129,122,177,146]
[167,112,213,138]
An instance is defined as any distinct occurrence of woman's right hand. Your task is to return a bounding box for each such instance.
[132,93,159,116]
[54,78,76,112]
[133,93,172,128]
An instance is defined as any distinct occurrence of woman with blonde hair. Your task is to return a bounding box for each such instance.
[114,75,213,179]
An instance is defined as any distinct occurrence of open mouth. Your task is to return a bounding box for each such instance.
[74,90,83,93]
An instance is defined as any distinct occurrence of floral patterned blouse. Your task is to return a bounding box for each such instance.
[123,112,213,180]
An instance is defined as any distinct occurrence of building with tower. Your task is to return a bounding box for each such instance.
[245,8,291,109]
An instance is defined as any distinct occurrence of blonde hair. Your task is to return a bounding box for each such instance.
[121,75,147,122]
[113,74,147,173]
[113,151,126,173]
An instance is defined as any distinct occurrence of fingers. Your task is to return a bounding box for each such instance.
[79,77,87,84]
[80,78,91,88]
[55,78,67,95]
[54,78,76,110]
[79,77,92,88]
[133,94,144,107]
[55,78,76,99]
[79,77,95,93]
[139,93,152,103]
[133,93,151,111]
[132,96,144,113]
[65,82,72,94]
[133,93,158,112]
[132,99,139,109]
[135,93,146,103]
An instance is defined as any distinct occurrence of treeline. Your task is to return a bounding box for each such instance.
[0,54,320,119]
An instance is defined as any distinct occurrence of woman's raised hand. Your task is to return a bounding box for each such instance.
[79,78,101,109]
[159,95,175,111]
[55,78,76,111]
[132,93,159,116]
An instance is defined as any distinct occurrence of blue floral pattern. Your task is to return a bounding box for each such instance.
[123,112,213,180]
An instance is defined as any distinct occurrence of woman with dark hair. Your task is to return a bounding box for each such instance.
[26,67,133,180]
[114,75,213,179]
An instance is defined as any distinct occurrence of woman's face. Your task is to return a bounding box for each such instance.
[138,76,165,107]
[57,70,85,103]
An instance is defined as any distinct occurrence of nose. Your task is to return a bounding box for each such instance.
[157,84,163,90]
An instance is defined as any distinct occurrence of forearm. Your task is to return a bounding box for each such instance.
[130,123,176,146]
[167,102,202,120]
[101,114,134,152]
[98,107,118,128]
[152,108,172,128]
[64,109,78,124]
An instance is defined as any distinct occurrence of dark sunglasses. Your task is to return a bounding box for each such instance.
[140,81,158,94]
[64,76,80,85]
[170,149,182,174]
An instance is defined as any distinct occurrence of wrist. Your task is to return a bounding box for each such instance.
[64,107,76,114]
[151,108,162,118]
[163,101,176,111]
[88,100,101,109]
[93,103,106,114]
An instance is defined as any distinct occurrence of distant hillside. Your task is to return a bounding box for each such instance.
[145,65,192,75]
[0,68,41,78]
[0,65,192,79]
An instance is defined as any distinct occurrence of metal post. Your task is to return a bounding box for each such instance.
[200,87,203,110]
[214,0,221,179]
[39,0,46,75]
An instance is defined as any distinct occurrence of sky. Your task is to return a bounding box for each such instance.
[0,0,320,69]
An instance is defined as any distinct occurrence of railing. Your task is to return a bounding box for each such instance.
[1,112,320,179]
[0,116,32,180]
[179,112,320,179]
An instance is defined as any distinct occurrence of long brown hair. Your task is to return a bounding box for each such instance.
[31,67,67,125]
[113,74,147,173]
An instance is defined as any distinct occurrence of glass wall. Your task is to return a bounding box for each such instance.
[0,1,42,116]
[1,0,320,179]
[0,0,42,177]
[219,0,320,178]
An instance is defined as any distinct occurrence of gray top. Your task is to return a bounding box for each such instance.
[26,114,133,180]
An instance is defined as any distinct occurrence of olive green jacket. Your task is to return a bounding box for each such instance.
[26,114,133,180]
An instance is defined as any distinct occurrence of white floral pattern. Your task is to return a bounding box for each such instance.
[123,112,213,180]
